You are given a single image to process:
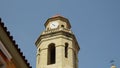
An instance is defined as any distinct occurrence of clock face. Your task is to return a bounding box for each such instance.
[50,21,59,29]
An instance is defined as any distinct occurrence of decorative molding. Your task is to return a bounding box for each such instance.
[0,41,12,61]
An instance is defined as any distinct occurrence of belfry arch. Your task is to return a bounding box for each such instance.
[47,43,56,65]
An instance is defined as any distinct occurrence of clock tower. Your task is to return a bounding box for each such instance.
[35,15,80,68]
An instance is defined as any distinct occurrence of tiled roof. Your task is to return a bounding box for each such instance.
[0,18,32,68]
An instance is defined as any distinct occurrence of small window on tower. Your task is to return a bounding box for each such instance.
[61,25,64,28]
[65,43,68,58]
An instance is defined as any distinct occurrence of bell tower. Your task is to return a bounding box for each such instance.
[35,15,80,68]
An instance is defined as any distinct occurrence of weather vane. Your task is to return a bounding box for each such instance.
[110,60,115,65]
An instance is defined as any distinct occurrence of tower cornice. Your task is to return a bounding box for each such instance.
[35,30,80,51]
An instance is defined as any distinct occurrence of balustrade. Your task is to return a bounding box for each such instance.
[42,28,72,35]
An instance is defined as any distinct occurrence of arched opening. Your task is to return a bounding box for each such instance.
[39,48,40,52]
[61,25,64,28]
[65,43,68,58]
[47,43,56,65]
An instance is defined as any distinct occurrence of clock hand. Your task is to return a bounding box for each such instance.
[52,24,55,26]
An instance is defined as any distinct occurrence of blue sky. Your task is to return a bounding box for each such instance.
[0,0,120,68]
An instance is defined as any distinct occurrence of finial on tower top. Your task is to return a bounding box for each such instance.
[110,60,116,68]
[51,14,64,18]
[110,60,115,65]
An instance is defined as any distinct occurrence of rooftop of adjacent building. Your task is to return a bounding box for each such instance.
[0,17,32,68]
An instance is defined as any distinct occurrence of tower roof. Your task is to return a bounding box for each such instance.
[44,15,71,29]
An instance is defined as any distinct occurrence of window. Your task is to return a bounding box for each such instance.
[47,43,56,65]
[65,43,68,58]
[61,25,64,28]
